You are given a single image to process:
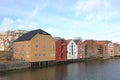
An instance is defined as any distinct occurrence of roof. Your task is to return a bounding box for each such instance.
[97,40,112,45]
[15,29,50,42]
[97,41,106,45]
[66,39,71,45]
[84,39,97,43]
[98,40,112,43]
[54,37,62,41]
[55,38,65,42]
[73,40,80,44]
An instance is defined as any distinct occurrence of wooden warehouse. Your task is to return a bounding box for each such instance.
[14,29,56,67]
[55,39,67,62]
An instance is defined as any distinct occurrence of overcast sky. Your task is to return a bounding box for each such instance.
[0,0,120,42]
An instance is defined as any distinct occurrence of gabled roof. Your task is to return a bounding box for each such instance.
[54,37,62,41]
[98,40,112,43]
[97,40,112,45]
[97,41,106,45]
[66,39,71,45]
[73,40,80,44]
[55,38,65,42]
[15,29,50,42]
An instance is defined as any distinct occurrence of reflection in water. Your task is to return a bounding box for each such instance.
[1,59,120,80]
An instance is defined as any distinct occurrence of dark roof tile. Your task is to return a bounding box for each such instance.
[74,40,80,44]
[15,29,50,42]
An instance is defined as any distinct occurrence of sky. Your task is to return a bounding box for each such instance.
[0,0,120,42]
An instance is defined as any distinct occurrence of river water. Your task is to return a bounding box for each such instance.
[1,59,120,80]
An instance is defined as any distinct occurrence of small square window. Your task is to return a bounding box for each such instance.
[36,45,38,48]
[43,54,46,56]
[35,54,37,57]
[36,40,38,43]
[51,45,54,48]
[28,45,30,47]
[43,45,46,48]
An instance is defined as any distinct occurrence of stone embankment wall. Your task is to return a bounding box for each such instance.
[0,60,30,71]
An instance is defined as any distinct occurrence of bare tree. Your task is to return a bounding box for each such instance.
[0,31,15,61]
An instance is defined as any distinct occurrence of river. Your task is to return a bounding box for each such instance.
[1,59,120,80]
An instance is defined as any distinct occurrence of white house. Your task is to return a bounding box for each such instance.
[67,39,79,60]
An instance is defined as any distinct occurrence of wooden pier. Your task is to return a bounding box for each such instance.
[30,60,56,68]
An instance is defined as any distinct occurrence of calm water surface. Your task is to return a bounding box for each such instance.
[1,59,120,80]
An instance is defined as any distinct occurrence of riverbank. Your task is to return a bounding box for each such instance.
[0,56,120,72]
[0,60,30,72]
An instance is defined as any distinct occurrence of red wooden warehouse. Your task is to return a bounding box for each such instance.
[55,39,67,62]
[84,40,98,58]
[97,41,110,58]
[78,40,85,59]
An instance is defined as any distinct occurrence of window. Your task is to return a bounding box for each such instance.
[43,48,46,52]
[43,45,46,48]
[36,45,38,48]
[50,53,55,56]
[22,45,24,47]
[36,40,38,43]
[35,54,37,57]
[35,53,40,57]
[51,45,54,48]
[61,46,63,49]
[28,45,30,47]
[22,50,24,56]
[18,48,20,54]
[61,53,63,56]
[39,54,41,57]
[43,54,46,56]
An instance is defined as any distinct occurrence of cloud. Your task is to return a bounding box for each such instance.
[65,31,85,39]
[83,11,118,23]
[0,1,49,31]
[43,27,63,37]
[27,0,49,20]
[0,18,15,31]
[74,0,110,16]
[0,18,39,31]
[43,27,85,40]
[73,0,120,23]
[0,0,50,20]
[0,0,120,43]
[85,25,120,42]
